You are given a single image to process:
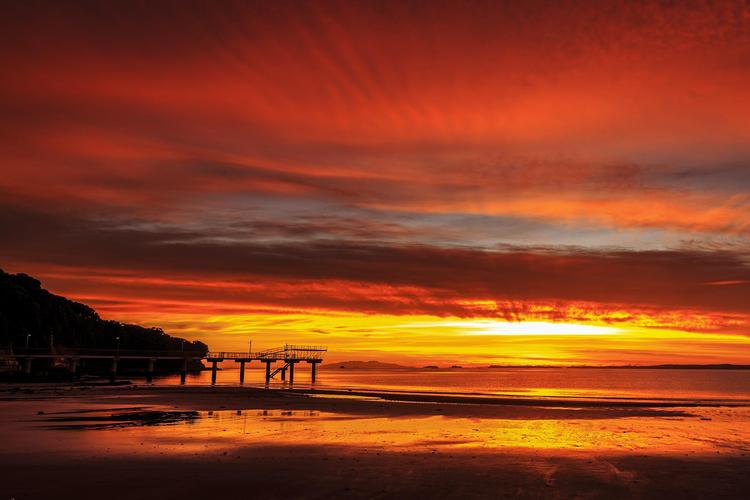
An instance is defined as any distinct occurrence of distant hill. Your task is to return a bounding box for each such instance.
[586,364,750,370]
[0,268,207,359]
[488,364,750,370]
[333,360,410,369]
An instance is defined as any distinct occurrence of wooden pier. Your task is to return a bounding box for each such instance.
[0,344,327,385]
[205,345,327,384]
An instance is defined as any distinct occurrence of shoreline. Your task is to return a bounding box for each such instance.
[2,382,748,415]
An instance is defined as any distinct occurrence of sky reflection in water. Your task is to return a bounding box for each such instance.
[6,400,749,460]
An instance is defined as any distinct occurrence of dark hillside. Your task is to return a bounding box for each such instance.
[0,268,207,373]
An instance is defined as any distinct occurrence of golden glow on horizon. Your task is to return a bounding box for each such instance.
[95,308,750,367]
[392,320,619,336]
[16,266,750,367]
[2,1,750,372]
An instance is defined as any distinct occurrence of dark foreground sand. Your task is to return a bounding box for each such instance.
[1,384,749,499]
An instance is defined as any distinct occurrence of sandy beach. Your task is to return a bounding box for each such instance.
[1,384,749,499]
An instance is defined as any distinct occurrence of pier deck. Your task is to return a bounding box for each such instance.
[0,344,327,384]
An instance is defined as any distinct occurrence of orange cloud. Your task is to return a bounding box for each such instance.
[2,1,750,363]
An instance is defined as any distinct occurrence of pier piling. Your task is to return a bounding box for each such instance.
[69,357,78,379]
[2,344,326,384]
[109,357,118,383]
[147,358,155,383]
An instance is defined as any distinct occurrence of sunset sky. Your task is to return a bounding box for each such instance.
[1,0,749,365]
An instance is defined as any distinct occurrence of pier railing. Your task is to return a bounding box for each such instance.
[206,344,327,361]
[1,344,327,384]
[5,347,205,359]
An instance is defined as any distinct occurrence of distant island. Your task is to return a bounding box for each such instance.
[487,364,750,370]
[581,364,750,370]
[335,360,410,370]
[334,361,465,370]
[0,268,207,376]
[334,361,750,371]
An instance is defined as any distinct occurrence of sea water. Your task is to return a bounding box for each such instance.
[151,366,750,401]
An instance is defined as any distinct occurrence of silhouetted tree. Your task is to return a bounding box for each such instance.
[0,268,207,372]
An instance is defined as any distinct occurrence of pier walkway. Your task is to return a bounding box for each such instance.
[205,345,327,384]
[0,344,327,384]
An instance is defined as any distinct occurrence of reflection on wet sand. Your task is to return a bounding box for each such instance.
[13,390,750,456]
[38,408,200,430]
[1,386,750,499]
[43,406,748,454]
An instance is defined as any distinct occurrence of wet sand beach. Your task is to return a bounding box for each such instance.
[1,384,749,499]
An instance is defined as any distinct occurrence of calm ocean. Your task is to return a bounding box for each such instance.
[151,365,750,401]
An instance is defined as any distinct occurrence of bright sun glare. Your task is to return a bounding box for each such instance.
[393,320,620,336]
